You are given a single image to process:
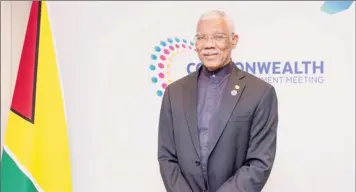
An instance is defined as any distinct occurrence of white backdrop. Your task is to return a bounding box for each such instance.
[12,1,353,192]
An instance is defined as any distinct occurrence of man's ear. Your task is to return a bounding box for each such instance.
[232,33,239,49]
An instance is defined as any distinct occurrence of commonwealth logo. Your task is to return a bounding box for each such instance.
[149,37,196,97]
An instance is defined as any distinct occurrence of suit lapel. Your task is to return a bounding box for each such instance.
[206,66,246,158]
[183,72,200,157]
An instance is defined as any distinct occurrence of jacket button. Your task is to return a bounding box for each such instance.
[195,160,201,166]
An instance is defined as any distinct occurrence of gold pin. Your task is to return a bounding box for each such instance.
[235,85,240,90]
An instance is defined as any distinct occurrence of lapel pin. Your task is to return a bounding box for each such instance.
[231,90,237,96]
[235,85,240,90]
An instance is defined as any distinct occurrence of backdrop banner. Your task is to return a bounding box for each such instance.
[46,1,355,192]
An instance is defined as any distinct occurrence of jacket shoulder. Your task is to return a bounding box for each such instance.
[166,71,196,91]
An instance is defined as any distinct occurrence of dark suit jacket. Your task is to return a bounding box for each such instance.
[158,64,278,192]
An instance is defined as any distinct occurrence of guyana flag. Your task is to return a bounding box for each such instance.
[0,1,72,191]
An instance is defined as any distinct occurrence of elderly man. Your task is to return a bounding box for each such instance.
[158,10,278,192]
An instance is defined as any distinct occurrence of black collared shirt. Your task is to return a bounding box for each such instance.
[197,61,234,173]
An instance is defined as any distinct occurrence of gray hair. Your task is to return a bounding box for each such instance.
[198,10,235,34]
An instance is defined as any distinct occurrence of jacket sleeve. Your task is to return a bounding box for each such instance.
[158,87,192,192]
[217,86,279,192]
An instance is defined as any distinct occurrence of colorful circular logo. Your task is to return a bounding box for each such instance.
[149,37,196,97]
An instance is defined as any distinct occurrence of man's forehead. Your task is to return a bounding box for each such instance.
[198,18,227,26]
[196,18,229,33]
[196,27,229,35]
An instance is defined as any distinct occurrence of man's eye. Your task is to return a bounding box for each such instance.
[214,35,224,39]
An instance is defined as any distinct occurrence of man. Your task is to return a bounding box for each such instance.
[158,10,278,192]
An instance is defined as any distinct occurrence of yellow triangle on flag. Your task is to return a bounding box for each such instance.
[1,1,72,191]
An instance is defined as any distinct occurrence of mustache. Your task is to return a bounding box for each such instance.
[200,49,220,55]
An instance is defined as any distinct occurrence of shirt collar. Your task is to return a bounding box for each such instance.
[200,60,234,79]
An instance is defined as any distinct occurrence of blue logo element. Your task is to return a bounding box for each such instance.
[321,1,354,14]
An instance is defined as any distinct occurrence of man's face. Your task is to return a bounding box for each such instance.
[195,17,238,71]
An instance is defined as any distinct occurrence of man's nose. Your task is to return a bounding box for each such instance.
[203,37,216,48]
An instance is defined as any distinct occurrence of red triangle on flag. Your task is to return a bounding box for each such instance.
[10,1,41,124]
